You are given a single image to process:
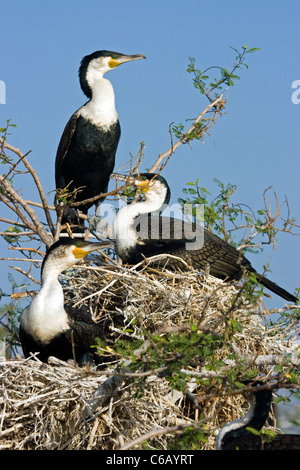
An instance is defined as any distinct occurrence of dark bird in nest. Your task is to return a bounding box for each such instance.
[216,381,300,450]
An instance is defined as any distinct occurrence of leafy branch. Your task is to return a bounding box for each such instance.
[187,44,260,98]
[179,177,299,254]
[170,45,260,149]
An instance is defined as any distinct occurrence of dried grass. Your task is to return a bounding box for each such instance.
[0,254,298,450]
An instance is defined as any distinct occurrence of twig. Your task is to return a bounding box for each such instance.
[0,217,28,228]
[0,258,42,263]
[149,94,225,173]
[0,138,55,236]
[0,231,36,237]
[119,420,210,450]
[24,200,88,221]
[0,174,52,246]
[8,246,45,255]
[8,266,41,284]
[0,191,37,233]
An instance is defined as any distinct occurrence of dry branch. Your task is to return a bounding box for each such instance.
[0,138,53,246]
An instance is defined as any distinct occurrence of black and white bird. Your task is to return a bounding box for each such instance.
[216,381,300,450]
[111,172,297,303]
[19,238,112,365]
[55,50,145,229]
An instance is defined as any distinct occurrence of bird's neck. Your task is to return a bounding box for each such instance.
[21,263,69,344]
[216,390,271,450]
[113,195,164,252]
[39,271,65,315]
[80,77,118,130]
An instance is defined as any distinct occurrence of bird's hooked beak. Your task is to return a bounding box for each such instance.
[110,172,133,183]
[72,240,112,259]
[108,53,146,69]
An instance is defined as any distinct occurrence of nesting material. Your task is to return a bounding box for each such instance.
[0,254,298,450]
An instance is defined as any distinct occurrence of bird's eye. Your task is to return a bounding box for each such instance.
[111,55,116,59]
[76,242,81,247]
[142,177,147,181]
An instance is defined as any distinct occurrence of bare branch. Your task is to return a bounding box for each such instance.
[0,191,36,232]
[21,157,55,235]
[8,246,45,256]
[1,138,55,236]
[119,421,209,450]
[0,217,28,228]
[0,174,52,246]
[0,139,54,246]
[8,265,41,285]
[0,231,37,237]
[0,257,42,263]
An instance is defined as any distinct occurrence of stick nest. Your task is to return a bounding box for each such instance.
[0,254,298,450]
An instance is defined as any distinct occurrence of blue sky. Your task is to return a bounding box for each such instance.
[1,0,299,309]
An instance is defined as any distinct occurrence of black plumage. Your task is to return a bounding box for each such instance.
[20,307,105,365]
[19,238,112,365]
[55,50,145,228]
[111,172,298,303]
[216,381,300,450]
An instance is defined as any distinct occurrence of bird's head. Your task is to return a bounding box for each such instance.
[111,172,171,207]
[41,238,112,277]
[79,50,146,98]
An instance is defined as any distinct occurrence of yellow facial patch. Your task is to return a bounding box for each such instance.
[108,59,120,69]
[72,246,89,259]
[135,179,148,187]
[135,179,151,193]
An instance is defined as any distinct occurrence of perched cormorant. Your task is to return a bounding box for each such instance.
[19,238,112,365]
[111,172,297,303]
[216,381,300,450]
[55,50,146,228]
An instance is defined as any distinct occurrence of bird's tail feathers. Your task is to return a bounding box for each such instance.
[258,275,297,303]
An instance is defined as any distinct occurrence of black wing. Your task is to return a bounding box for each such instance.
[130,214,247,279]
[132,215,297,301]
[55,110,80,190]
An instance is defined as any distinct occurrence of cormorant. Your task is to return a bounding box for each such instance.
[111,172,297,303]
[55,50,146,229]
[19,238,112,365]
[216,381,300,450]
